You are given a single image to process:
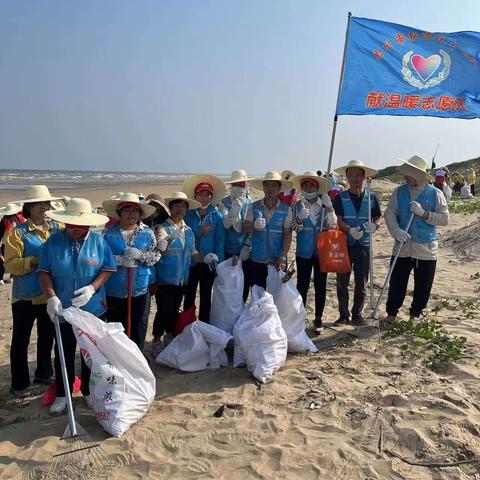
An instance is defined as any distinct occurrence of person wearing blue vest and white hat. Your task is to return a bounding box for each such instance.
[38,198,116,414]
[102,193,159,350]
[244,171,294,289]
[291,172,337,334]
[182,175,226,323]
[333,160,382,326]
[4,185,62,397]
[384,155,449,324]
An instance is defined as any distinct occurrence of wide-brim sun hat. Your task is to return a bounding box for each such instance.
[0,202,23,217]
[291,171,328,193]
[397,155,432,183]
[47,198,109,226]
[224,169,255,184]
[334,160,378,178]
[164,191,201,210]
[102,193,157,220]
[182,174,226,206]
[250,171,294,191]
[17,185,63,204]
[281,170,295,181]
[145,193,170,217]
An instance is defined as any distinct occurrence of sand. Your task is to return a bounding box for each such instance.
[1,179,480,479]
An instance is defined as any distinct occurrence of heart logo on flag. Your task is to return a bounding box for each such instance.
[411,54,442,81]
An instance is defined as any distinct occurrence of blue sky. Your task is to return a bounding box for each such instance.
[0,0,479,174]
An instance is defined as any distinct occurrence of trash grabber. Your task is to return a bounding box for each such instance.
[372,212,415,319]
[127,267,133,338]
[367,178,374,314]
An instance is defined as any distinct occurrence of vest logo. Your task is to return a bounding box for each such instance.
[85,260,99,266]
[331,243,339,251]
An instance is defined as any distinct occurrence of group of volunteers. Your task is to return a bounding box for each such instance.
[2,154,449,415]
[435,165,477,199]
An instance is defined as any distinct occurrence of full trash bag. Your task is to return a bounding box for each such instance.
[62,307,156,438]
[266,265,318,353]
[210,257,244,334]
[233,286,287,383]
[156,320,232,372]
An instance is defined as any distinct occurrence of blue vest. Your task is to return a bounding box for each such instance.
[44,230,110,319]
[104,224,155,298]
[294,199,327,259]
[222,195,251,255]
[156,222,194,286]
[184,205,225,263]
[340,191,372,247]
[250,201,289,264]
[397,184,437,243]
[12,221,58,301]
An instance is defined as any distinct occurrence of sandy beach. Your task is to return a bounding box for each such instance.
[1,179,480,479]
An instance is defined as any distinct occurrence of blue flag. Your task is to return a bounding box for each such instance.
[337,17,480,119]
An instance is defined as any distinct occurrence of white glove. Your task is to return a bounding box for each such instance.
[326,211,337,228]
[349,226,364,240]
[47,296,63,320]
[71,285,95,308]
[365,222,377,234]
[157,238,168,252]
[254,212,266,231]
[228,201,242,218]
[395,230,411,243]
[239,244,250,261]
[115,255,125,267]
[410,201,425,217]
[204,252,219,264]
[297,206,310,221]
[321,193,333,209]
[124,247,142,260]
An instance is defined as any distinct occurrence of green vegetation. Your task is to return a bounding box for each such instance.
[447,198,480,214]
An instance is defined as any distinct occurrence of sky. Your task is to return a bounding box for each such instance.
[0,0,479,175]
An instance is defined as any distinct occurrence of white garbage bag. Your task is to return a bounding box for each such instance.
[156,320,232,372]
[461,184,474,199]
[442,183,452,201]
[233,286,288,383]
[266,265,318,353]
[62,307,156,438]
[210,257,244,334]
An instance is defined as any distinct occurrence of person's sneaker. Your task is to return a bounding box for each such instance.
[351,315,365,326]
[84,394,93,409]
[10,387,31,398]
[50,396,67,415]
[380,315,396,329]
[0,280,5,286]
[34,376,54,385]
[313,318,324,334]
[334,317,349,326]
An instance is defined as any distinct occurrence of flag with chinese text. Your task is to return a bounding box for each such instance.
[337,17,480,119]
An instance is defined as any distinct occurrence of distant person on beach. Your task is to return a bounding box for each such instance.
[333,160,381,326]
[467,167,477,196]
[0,202,25,285]
[383,156,449,325]
[453,171,465,194]
[244,171,293,289]
[4,186,61,398]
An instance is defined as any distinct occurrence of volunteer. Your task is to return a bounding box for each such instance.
[333,160,381,326]
[383,156,449,324]
[291,172,337,334]
[5,186,61,397]
[0,202,25,285]
[218,169,253,301]
[102,193,159,349]
[143,193,170,230]
[244,171,293,289]
[467,167,477,196]
[278,170,298,206]
[38,198,116,414]
[151,192,207,357]
[182,175,226,323]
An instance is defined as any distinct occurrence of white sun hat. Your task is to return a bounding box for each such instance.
[250,171,294,191]
[17,185,63,204]
[164,191,201,210]
[334,160,378,178]
[182,174,226,206]
[291,171,328,193]
[46,198,109,226]
[102,193,157,220]
[397,155,432,183]
[0,202,23,217]
[224,169,255,184]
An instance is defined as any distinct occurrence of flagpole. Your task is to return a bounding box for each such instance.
[326,11,352,180]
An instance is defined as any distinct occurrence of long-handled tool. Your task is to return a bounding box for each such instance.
[366,178,374,315]
[372,213,415,319]
[45,316,115,478]
[127,267,133,338]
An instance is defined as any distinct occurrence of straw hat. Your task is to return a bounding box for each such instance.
[102,193,157,220]
[0,202,23,217]
[145,193,170,217]
[182,174,226,206]
[224,169,255,184]
[291,171,327,193]
[250,171,294,191]
[46,198,109,226]
[397,155,431,183]
[17,185,62,204]
[164,191,201,210]
[334,160,378,178]
[281,170,295,181]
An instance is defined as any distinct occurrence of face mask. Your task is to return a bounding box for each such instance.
[302,191,318,201]
[231,187,246,199]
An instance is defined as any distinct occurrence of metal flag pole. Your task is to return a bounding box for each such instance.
[366,177,374,314]
[431,143,440,171]
[325,11,353,180]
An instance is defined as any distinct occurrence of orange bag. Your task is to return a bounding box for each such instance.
[174,306,197,337]
[317,227,351,273]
